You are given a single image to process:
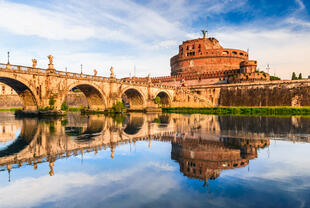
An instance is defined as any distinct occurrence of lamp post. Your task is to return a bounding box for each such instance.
[7,51,10,64]
[80,64,83,74]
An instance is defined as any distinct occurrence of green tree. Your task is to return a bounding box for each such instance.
[61,101,68,111]
[154,96,161,106]
[112,101,125,113]
[270,75,281,81]
[298,73,302,80]
[49,96,55,110]
[292,72,297,80]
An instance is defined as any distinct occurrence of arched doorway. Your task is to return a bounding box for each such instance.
[65,84,106,110]
[0,77,38,110]
[122,88,145,110]
[155,91,171,107]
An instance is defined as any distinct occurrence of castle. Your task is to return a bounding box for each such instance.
[124,31,270,87]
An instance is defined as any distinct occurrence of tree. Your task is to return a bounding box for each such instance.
[49,96,55,110]
[298,73,302,80]
[270,75,281,81]
[292,72,297,80]
[154,96,161,106]
[112,101,125,113]
[61,101,68,111]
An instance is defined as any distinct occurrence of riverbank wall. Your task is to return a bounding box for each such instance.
[193,80,310,107]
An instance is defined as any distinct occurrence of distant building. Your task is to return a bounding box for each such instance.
[0,83,16,95]
[123,30,270,86]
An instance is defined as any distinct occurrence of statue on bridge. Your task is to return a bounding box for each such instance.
[47,55,55,70]
[94,69,98,77]
[32,59,37,68]
[48,55,53,65]
[147,73,151,83]
[110,66,115,78]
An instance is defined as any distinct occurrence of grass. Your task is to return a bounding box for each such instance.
[162,106,310,116]
[0,107,23,112]
[68,107,84,112]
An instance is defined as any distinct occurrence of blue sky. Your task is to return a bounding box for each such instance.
[0,0,309,79]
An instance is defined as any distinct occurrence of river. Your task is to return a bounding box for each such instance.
[0,112,309,208]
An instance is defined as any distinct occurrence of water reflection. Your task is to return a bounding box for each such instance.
[0,113,310,207]
[172,137,269,184]
[0,113,309,182]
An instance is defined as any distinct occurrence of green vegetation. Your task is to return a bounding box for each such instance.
[0,107,22,112]
[292,72,303,80]
[112,101,125,113]
[162,107,310,116]
[154,96,161,106]
[270,75,280,81]
[49,96,56,110]
[73,88,81,92]
[61,101,68,111]
[68,107,85,112]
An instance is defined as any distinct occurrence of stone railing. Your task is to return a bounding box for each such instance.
[0,62,176,89]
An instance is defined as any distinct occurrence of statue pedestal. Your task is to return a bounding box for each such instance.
[48,64,54,70]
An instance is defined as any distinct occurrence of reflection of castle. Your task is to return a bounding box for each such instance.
[171,137,270,183]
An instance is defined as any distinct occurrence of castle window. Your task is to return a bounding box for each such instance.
[222,51,229,55]
[198,44,201,48]
[186,46,189,50]
[192,45,195,49]
[240,52,244,56]
[232,51,237,55]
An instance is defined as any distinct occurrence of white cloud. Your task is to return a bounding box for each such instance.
[295,0,305,10]
[0,161,178,208]
[0,0,308,80]
[214,27,310,79]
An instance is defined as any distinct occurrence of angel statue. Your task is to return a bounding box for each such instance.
[32,59,37,68]
[47,55,53,65]
[110,66,115,77]
[94,69,98,76]
[201,30,208,38]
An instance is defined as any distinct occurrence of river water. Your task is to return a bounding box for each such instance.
[0,112,309,208]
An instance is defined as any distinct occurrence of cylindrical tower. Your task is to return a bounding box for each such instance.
[170,37,249,76]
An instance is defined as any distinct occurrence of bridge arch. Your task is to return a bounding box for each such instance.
[63,82,106,110]
[0,77,38,110]
[154,91,172,107]
[121,88,146,110]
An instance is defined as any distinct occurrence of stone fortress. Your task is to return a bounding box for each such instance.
[125,31,270,87]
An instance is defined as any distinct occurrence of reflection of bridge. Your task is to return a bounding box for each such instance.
[0,113,271,181]
[1,113,309,182]
[0,61,208,111]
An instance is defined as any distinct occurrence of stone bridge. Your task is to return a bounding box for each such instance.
[0,60,209,111]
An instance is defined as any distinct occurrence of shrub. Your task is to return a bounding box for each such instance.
[154,96,161,105]
[112,101,125,113]
[61,101,68,111]
[49,96,55,109]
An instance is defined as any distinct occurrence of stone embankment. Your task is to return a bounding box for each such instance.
[193,80,310,107]
[0,92,88,108]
